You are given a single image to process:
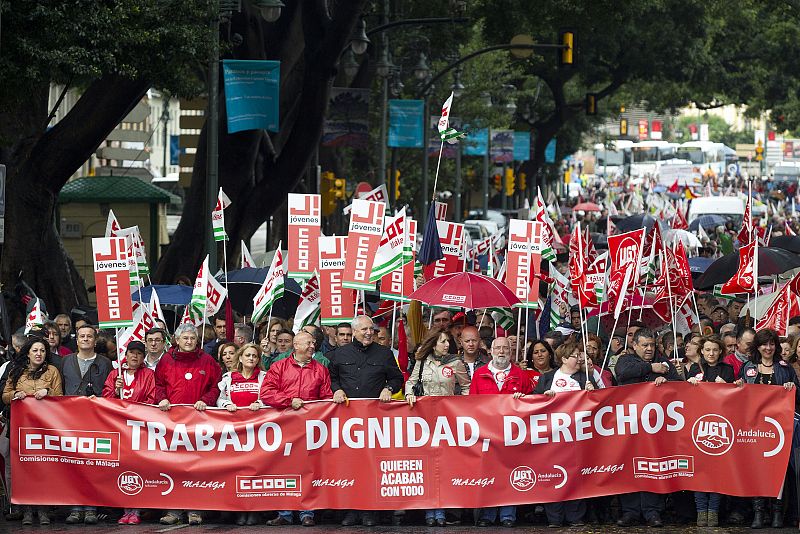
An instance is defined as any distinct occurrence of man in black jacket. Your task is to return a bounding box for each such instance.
[329,315,403,526]
[614,328,681,528]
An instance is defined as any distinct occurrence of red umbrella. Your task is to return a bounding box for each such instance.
[573,202,602,212]
[409,272,521,309]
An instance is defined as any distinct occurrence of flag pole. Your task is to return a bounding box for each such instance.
[221,209,229,297]
[431,140,446,202]
[663,250,679,366]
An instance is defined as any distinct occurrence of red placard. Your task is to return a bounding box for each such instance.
[318,236,355,325]
[11,383,792,511]
[423,222,465,281]
[343,199,386,290]
[287,194,321,279]
[505,220,543,308]
[380,220,417,303]
[92,237,133,329]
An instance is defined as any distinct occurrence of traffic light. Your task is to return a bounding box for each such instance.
[394,170,401,200]
[558,30,575,66]
[321,171,337,216]
[493,174,502,192]
[755,140,764,162]
[620,118,628,136]
[585,93,598,116]
[518,172,527,191]
[333,177,346,200]
[504,168,515,196]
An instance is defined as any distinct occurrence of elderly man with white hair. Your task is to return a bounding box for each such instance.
[154,323,222,526]
[329,315,404,526]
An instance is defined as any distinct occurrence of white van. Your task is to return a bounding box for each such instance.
[687,196,745,225]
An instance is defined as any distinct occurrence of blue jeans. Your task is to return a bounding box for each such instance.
[278,510,314,522]
[71,506,96,513]
[695,492,721,512]
[425,509,445,520]
[480,506,516,523]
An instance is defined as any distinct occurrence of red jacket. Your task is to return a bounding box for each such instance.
[102,367,157,404]
[470,364,532,395]
[154,347,222,405]
[260,355,333,409]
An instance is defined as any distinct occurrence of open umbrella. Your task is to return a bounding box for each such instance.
[770,235,800,254]
[664,229,701,249]
[695,247,800,289]
[131,285,192,305]
[687,257,715,274]
[688,214,728,232]
[573,202,602,212]
[409,272,521,309]
[216,268,303,317]
[614,214,665,233]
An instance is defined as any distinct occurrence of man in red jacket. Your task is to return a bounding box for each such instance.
[261,331,332,526]
[154,323,221,526]
[470,337,530,527]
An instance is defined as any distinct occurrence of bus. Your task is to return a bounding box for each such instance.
[593,140,633,177]
[676,141,737,176]
[629,141,681,177]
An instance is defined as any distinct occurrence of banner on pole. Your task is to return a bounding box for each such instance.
[11,384,792,510]
[319,236,355,325]
[505,220,543,308]
[490,129,514,163]
[342,199,386,290]
[380,219,417,302]
[464,128,489,157]
[287,194,321,279]
[222,60,280,133]
[388,100,424,148]
[423,222,465,281]
[92,237,134,329]
[513,131,531,161]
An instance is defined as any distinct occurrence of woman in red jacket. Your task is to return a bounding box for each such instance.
[101,340,155,525]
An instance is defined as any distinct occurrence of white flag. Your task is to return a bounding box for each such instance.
[117,226,149,276]
[370,208,406,282]
[24,299,44,334]
[105,209,121,237]
[189,255,228,325]
[292,271,322,333]
[149,287,165,324]
[241,241,256,268]
[252,243,286,324]
[213,188,232,242]
[342,184,389,215]
[438,92,454,135]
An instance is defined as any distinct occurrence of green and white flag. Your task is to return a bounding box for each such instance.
[292,271,321,333]
[437,91,466,144]
[212,188,232,242]
[535,187,558,262]
[370,208,406,282]
[188,255,228,325]
[550,264,570,330]
[117,226,149,277]
[491,307,515,330]
[252,242,286,324]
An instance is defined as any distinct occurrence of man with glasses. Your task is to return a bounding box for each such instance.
[614,328,680,528]
[144,328,168,371]
[470,337,530,527]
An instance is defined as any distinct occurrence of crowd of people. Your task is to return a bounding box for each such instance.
[0,290,797,529]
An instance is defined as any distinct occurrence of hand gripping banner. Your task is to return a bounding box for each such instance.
[12,383,792,511]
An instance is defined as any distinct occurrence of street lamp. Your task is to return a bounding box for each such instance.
[341,49,360,79]
[451,66,465,97]
[351,18,371,55]
[413,52,431,80]
[375,47,395,78]
[253,0,284,22]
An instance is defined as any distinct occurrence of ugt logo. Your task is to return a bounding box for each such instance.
[692,414,734,456]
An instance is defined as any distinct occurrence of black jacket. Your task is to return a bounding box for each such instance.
[329,340,404,398]
[687,361,735,383]
[615,353,682,386]
[533,369,598,394]
[60,353,113,396]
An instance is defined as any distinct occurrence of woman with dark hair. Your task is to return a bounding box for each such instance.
[534,341,595,528]
[406,330,470,527]
[217,342,239,372]
[44,321,71,357]
[686,335,734,527]
[1,338,62,525]
[736,328,799,529]
[524,339,556,391]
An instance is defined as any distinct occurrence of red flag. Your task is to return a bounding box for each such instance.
[737,196,752,244]
[671,209,689,230]
[668,180,680,193]
[756,283,800,335]
[607,229,645,313]
[654,242,693,304]
[719,241,756,295]
[396,318,410,382]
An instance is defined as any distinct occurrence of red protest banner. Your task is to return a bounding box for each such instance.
[318,236,355,325]
[92,237,133,329]
[287,194,321,279]
[343,199,386,290]
[12,384,791,511]
[380,219,417,303]
[423,221,465,281]
[505,219,543,308]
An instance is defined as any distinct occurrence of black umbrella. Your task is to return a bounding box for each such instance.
[770,235,800,254]
[216,268,303,318]
[614,214,665,233]
[695,247,800,289]
[688,214,728,232]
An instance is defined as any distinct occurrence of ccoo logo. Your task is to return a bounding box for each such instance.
[509,466,537,492]
[117,471,144,496]
[692,414,734,456]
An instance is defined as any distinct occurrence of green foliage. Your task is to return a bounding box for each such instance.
[0,0,213,104]
[672,114,753,147]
